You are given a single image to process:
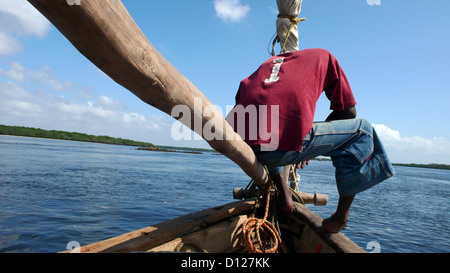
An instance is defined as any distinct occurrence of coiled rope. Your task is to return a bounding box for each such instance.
[240,173,287,253]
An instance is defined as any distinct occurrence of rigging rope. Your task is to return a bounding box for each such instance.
[289,164,305,204]
[240,183,286,253]
[270,14,306,56]
[278,14,306,54]
[239,164,307,253]
[240,167,287,253]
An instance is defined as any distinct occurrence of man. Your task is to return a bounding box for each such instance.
[227,1,394,233]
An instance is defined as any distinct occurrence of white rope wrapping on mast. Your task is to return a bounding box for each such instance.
[276,0,304,53]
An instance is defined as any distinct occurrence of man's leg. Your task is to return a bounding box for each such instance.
[255,152,299,215]
[271,174,295,214]
[303,119,394,232]
[255,119,394,232]
[322,195,355,233]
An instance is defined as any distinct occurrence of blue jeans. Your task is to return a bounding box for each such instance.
[253,119,395,197]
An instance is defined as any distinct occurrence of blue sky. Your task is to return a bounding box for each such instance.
[0,0,449,164]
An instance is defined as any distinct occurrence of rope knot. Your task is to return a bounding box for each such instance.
[271,14,306,55]
[277,14,306,25]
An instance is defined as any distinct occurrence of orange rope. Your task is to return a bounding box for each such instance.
[240,185,286,253]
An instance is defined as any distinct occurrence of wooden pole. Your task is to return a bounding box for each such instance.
[28,0,268,186]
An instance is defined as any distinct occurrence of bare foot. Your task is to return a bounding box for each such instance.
[322,211,349,233]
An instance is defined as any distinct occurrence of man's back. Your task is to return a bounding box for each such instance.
[232,48,356,151]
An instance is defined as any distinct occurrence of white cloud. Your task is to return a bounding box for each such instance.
[0,0,51,55]
[0,63,172,144]
[0,32,22,55]
[0,81,31,99]
[214,0,250,23]
[96,95,126,111]
[373,124,450,164]
[0,62,27,81]
[0,62,74,90]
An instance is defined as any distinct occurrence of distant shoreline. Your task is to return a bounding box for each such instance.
[0,124,214,154]
[137,146,203,154]
[311,157,450,170]
[1,124,448,170]
[391,163,450,170]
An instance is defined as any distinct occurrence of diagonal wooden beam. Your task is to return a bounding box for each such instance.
[28,0,268,186]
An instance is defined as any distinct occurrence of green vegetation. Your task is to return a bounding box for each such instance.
[156,145,215,153]
[0,124,216,152]
[312,157,449,170]
[0,124,155,147]
[392,163,450,170]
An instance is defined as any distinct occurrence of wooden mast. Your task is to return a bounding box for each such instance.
[27,0,268,186]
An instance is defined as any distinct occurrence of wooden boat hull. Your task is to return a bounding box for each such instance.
[63,199,365,253]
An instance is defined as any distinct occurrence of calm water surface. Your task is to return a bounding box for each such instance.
[0,135,448,253]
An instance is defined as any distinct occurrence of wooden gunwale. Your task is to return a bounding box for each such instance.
[62,199,365,253]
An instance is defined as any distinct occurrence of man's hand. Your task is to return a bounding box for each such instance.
[300,160,310,169]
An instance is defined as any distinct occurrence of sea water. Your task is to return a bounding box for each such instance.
[0,135,448,253]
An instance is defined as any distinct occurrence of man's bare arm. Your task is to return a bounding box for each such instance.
[326,105,357,121]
